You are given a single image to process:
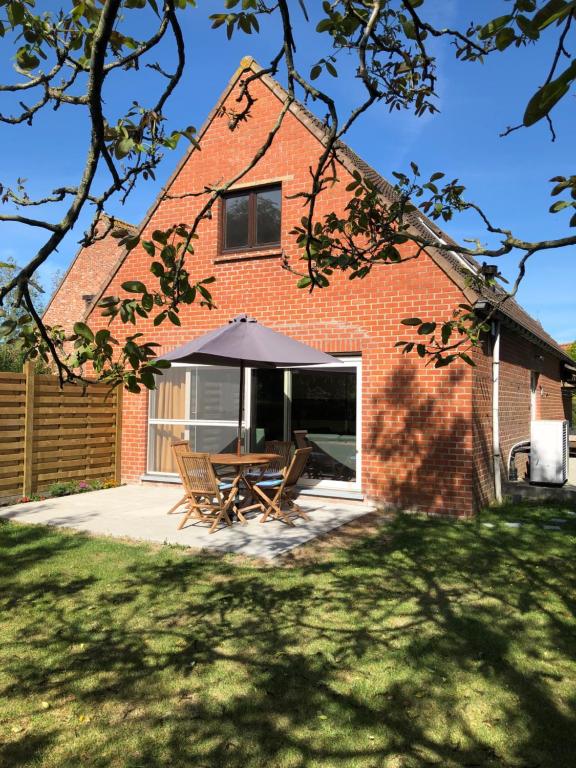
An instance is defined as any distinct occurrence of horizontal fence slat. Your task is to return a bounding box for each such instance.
[34,435,114,451]
[34,454,114,472]
[33,429,115,441]
[34,450,114,464]
[0,476,23,490]
[0,379,26,397]
[35,465,114,484]
[34,416,116,428]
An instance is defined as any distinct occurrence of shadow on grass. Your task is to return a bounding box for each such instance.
[1,502,576,767]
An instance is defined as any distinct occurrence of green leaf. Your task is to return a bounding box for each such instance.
[325,61,337,77]
[121,280,147,293]
[495,27,515,50]
[533,0,575,30]
[8,2,25,26]
[550,200,570,213]
[418,322,437,335]
[142,240,155,257]
[316,18,332,33]
[115,137,135,159]
[400,317,422,326]
[459,352,476,367]
[15,47,39,70]
[478,14,512,40]
[73,322,94,342]
[140,368,156,389]
[95,329,110,346]
[310,64,322,80]
[516,14,538,39]
[297,276,312,289]
[152,229,169,245]
[523,68,573,126]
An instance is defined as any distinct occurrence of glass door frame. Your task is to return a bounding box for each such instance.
[249,355,362,494]
[147,357,362,496]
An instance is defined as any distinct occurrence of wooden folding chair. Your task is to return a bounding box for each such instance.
[245,439,292,483]
[252,447,312,526]
[264,440,292,474]
[168,440,190,514]
[292,430,309,450]
[175,451,239,533]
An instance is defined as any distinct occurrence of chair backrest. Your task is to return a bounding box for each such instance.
[264,440,292,473]
[171,439,190,476]
[172,439,189,460]
[177,451,220,497]
[284,447,312,489]
[293,430,309,450]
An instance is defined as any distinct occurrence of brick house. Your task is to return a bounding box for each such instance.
[46,57,575,516]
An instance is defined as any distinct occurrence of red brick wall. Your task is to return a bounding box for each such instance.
[473,325,567,495]
[84,71,477,516]
[472,333,494,508]
[499,332,565,479]
[43,218,130,333]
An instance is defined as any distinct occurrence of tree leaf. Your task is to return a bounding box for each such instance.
[121,280,147,293]
[400,317,422,326]
[73,322,94,342]
[523,60,576,126]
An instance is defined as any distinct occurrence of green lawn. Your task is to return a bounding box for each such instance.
[1,502,575,768]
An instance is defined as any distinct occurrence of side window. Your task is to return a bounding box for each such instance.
[222,185,281,251]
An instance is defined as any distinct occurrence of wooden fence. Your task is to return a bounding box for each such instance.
[0,362,122,503]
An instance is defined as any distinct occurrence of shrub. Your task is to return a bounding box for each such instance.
[47,481,79,497]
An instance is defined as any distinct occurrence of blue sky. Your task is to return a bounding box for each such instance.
[1,1,574,341]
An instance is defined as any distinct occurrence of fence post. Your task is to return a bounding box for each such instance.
[22,360,35,497]
[114,384,123,484]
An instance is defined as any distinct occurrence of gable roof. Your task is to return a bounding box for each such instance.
[43,214,137,322]
[85,56,571,365]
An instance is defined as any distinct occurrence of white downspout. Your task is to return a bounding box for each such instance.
[492,320,502,502]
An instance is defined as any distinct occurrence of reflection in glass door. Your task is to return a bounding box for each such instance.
[251,358,361,492]
[291,368,357,483]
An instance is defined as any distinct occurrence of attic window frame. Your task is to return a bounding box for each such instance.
[220,183,281,254]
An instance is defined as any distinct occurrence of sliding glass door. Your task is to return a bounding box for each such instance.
[148,357,361,493]
[251,357,361,492]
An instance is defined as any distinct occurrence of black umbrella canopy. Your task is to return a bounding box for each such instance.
[161,314,335,368]
[160,315,335,454]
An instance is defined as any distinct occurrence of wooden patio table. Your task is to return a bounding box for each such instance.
[209,453,280,523]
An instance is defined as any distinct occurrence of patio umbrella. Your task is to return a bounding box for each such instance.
[160,314,335,454]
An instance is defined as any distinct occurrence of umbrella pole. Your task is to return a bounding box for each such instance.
[237,361,244,455]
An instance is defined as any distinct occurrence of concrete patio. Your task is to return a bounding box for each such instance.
[0,484,375,560]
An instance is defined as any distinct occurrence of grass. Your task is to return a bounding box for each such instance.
[1,501,576,767]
